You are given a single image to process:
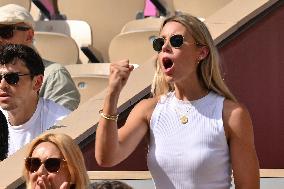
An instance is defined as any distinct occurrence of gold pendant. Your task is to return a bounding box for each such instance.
[180,115,188,124]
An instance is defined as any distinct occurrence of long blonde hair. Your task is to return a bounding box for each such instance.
[151,13,236,101]
[23,133,90,189]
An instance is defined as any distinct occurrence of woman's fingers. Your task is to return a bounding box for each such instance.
[37,175,51,189]
[59,182,70,189]
[108,59,134,92]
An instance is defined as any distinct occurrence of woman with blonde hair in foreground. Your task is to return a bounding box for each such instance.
[95,13,259,189]
[23,133,91,189]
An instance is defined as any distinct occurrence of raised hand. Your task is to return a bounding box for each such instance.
[35,175,71,189]
[108,59,134,94]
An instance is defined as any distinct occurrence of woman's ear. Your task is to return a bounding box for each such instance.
[198,46,209,61]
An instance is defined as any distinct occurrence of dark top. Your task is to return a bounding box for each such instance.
[0,110,8,161]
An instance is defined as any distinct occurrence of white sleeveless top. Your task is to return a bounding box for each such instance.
[147,91,231,189]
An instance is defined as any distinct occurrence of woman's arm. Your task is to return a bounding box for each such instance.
[95,60,155,167]
[223,100,260,189]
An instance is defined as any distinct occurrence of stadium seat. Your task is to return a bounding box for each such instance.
[121,17,165,33]
[29,1,43,21]
[173,0,232,19]
[152,0,175,16]
[35,20,99,64]
[65,63,110,105]
[58,0,145,62]
[109,30,159,65]
[71,76,109,105]
[65,63,110,77]
[34,31,79,65]
[0,0,31,11]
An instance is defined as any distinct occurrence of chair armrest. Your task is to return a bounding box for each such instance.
[80,45,102,63]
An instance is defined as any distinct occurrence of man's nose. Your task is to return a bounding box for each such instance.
[0,76,9,89]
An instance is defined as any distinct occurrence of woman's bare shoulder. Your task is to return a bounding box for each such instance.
[138,96,159,108]
[134,97,158,112]
[223,99,253,138]
[223,99,250,121]
[131,96,159,120]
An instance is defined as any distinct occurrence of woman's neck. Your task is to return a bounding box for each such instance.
[174,79,208,101]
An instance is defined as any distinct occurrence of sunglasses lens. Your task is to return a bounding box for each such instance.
[153,37,164,52]
[26,158,41,172]
[4,73,19,85]
[45,158,61,172]
[170,35,183,48]
[0,26,13,39]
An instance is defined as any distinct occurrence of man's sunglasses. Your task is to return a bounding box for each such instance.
[25,157,66,173]
[0,72,31,85]
[0,25,31,39]
[152,34,202,52]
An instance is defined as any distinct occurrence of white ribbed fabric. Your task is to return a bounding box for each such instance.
[147,91,231,189]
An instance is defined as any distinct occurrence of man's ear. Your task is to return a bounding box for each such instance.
[32,75,43,92]
[25,29,34,44]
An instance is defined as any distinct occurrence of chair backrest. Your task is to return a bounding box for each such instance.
[65,63,110,77]
[109,30,159,65]
[34,31,79,65]
[30,1,41,21]
[173,0,232,19]
[35,20,92,64]
[58,0,145,62]
[155,0,175,16]
[121,17,165,33]
[72,76,109,105]
[65,63,110,105]
[0,0,31,11]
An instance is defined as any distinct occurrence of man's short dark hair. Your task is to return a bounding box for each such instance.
[0,44,44,77]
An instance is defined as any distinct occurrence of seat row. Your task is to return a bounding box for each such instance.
[0,0,233,107]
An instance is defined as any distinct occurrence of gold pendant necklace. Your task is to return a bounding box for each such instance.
[175,105,191,125]
[180,115,188,124]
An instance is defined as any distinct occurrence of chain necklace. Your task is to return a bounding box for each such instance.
[174,104,192,124]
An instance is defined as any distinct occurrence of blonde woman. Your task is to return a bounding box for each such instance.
[95,13,259,189]
[24,133,90,189]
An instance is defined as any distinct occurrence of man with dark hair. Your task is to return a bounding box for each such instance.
[0,44,70,156]
[0,4,80,111]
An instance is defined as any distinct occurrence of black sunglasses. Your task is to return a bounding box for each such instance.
[0,25,31,39]
[0,72,31,85]
[153,34,203,52]
[25,157,66,173]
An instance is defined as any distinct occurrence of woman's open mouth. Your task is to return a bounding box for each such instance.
[162,57,174,73]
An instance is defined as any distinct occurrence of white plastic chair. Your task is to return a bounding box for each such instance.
[34,31,79,65]
[109,30,159,65]
[0,0,31,11]
[35,20,96,64]
[65,63,110,104]
[72,76,108,105]
[58,0,145,62]
[173,0,232,19]
[121,17,165,33]
[65,63,110,77]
